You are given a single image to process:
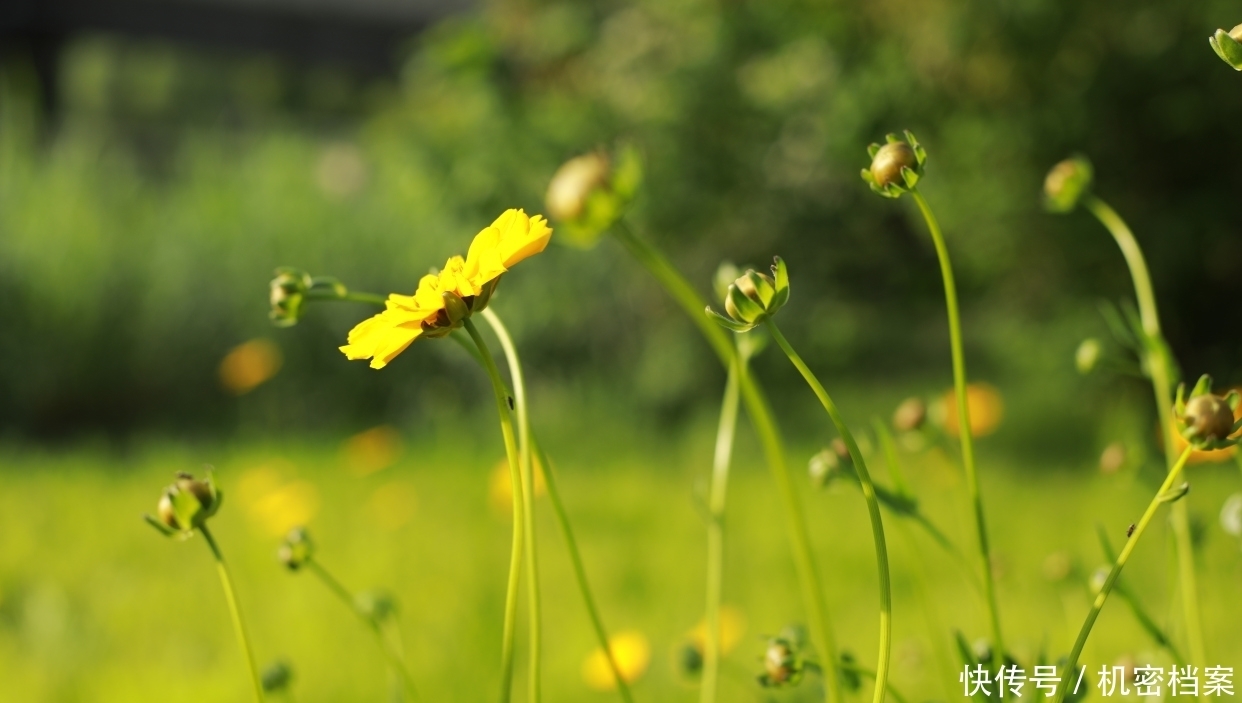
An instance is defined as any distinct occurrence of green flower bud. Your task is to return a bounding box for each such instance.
[278,526,315,571]
[706,257,791,332]
[1075,338,1102,375]
[546,144,644,248]
[808,447,843,488]
[861,131,927,198]
[270,268,311,327]
[1174,375,1241,450]
[1043,156,1093,213]
[355,589,397,623]
[261,660,294,693]
[1210,24,1242,71]
[758,637,803,688]
[892,397,926,432]
[1220,493,1242,537]
[146,470,222,535]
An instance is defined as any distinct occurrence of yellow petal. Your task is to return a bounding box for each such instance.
[340,309,425,369]
[582,630,650,691]
[497,211,552,268]
[466,225,508,286]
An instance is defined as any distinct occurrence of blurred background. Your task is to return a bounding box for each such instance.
[2,0,1242,700]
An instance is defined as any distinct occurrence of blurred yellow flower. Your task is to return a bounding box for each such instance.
[582,630,650,691]
[340,209,552,369]
[687,605,747,656]
[488,455,546,515]
[368,480,418,531]
[940,382,1004,438]
[236,464,320,537]
[219,338,282,395]
[342,425,404,476]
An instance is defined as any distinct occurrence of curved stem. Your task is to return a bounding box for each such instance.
[767,319,891,703]
[1052,446,1195,703]
[612,221,841,703]
[702,353,743,703]
[910,189,1005,665]
[532,439,636,703]
[1083,194,1204,666]
[305,290,388,305]
[480,308,541,703]
[306,560,419,700]
[200,525,265,703]
[463,318,525,703]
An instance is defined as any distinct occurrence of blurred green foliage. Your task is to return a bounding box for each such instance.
[1,0,1241,439]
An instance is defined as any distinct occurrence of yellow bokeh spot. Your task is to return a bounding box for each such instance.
[687,605,747,656]
[236,463,320,537]
[488,455,546,515]
[369,480,417,531]
[940,382,1004,438]
[219,338,282,395]
[582,630,650,691]
[342,425,404,476]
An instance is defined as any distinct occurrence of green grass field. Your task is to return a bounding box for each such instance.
[2,424,1240,702]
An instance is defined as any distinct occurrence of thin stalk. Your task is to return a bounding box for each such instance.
[463,318,526,703]
[910,189,1006,665]
[1095,526,1184,664]
[305,290,389,305]
[532,439,636,703]
[872,418,912,498]
[1083,194,1205,665]
[702,353,743,703]
[1052,446,1195,703]
[767,319,892,703]
[837,662,910,703]
[480,308,541,703]
[306,560,419,699]
[612,221,841,703]
[199,525,265,703]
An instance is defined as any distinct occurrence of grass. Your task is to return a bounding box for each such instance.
[1,423,1240,702]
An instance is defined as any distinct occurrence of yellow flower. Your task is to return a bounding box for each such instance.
[582,630,650,691]
[340,209,551,369]
[939,382,1004,438]
[687,605,747,656]
[219,338,283,395]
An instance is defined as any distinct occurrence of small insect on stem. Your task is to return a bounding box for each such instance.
[508,396,515,410]
[1126,524,1136,538]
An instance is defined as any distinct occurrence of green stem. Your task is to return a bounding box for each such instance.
[306,560,419,700]
[463,318,526,703]
[767,319,891,703]
[872,418,912,498]
[1052,446,1195,703]
[910,189,1005,665]
[612,221,841,703]
[1095,526,1184,664]
[837,662,910,703]
[702,352,743,703]
[532,439,636,703]
[1083,194,1205,666]
[480,308,541,703]
[200,525,265,703]
[305,290,389,305]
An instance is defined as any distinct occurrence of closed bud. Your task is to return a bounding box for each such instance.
[1182,394,1234,442]
[147,470,222,535]
[278,526,315,571]
[270,268,311,327]
[758,637,803,687]
[261,659,294,693]
[707,257,791,333]
[354,589,397,623]
[808,447,843,488]
[1210,24,1242,71]
[1043,156,1093,213]
[546,152,611,223]
[892,397,926,432]
[861,131,927,198]
[1076,338,1102,375]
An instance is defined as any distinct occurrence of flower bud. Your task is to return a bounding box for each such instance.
[1182,394,1235,443]
[1210,24,1242,71]
[1043,156,1093,213]
[546,144,643,248]
[355,589,397,623]
[261,660,294,693]
[713,261,741,307]
[892,397,926,432]
[546,152,611,223]
[861,131,926,198]
[270,268,311,327]
[278,526,315,571]
[706,257,791,333]
[1220,493,1242,538]
[808,448,842,488]
[1099,441,1126,474]
[147,470,222,534]
[758,637,803,687]
[1075,338,1102,375]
